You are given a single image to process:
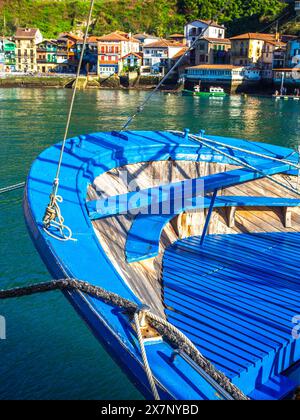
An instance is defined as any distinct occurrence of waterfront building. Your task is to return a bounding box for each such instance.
[57,33,81,73]
[261,39,287,71]
[97,31,140,76]
[76,36,99,74]
[230,33,279,68]
[142,40,186,75]
[121,52,143,71]
[273,67,300,87]
[0,38,16,72]
[14,28,43,72]
[184,64,261,92]
[184,20,226,47]
[194,37,231,66]
[286,37,300,67]
[133,33,159,52]
[272,47,286,69]
[37,40,58,73]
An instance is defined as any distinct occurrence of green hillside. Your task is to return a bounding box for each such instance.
[0,0,293,39]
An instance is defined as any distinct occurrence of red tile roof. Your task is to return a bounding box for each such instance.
[145,39,185,48]
[15,28,39,39]
[172,47,188,59]
[122,52,142,59]
[98,32,139,43]
[58,32,82,41]
[230,33,277,41]
[87,36,100,43]
[203,37,231,44]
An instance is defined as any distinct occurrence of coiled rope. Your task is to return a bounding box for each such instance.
[0,278,249,400]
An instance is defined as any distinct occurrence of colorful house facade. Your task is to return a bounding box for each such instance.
[76,36,98,74]
[97,31,140,76]
[37,40,58,73]
[194,37,231,66]
[121,52,142,71]
[14,28,43,72]
[57,33,80,73]
[0,39,16,72]
[230,33,280,68]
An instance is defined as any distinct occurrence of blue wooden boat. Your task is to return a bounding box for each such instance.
[24,129,300,400]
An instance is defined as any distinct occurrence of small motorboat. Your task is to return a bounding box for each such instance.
[183,86,227,97]
[24,129,300,400]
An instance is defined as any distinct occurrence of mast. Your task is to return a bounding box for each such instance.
[280,71,285,95]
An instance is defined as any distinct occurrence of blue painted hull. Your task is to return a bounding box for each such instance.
[23,130,300,400]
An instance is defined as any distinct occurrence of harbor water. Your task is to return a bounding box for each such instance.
[0,88,300,399]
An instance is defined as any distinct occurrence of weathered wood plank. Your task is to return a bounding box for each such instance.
[88,160,300,316]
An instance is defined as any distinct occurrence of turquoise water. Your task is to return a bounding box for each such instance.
[0,89,300,400]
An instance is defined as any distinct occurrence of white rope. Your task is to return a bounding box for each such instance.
[134,309,160,400]
[43,0,95,240]
[0,182,25,195]
[43,195,76,242]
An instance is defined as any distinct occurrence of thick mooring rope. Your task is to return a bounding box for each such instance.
[0,278,249,400]
[134,310,160,400]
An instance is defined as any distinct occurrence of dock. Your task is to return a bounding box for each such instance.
[273,95,300,101]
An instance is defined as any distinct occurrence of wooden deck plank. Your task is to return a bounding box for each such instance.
[89,160,300,316]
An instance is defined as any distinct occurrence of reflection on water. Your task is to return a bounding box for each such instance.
[0,88,300,400]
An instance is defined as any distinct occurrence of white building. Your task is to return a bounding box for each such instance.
[185,64,261,83]
[184,20,226,47]
[133,33,160,52]
[142,40,186,75]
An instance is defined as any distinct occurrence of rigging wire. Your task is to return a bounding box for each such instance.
[184,131,300,197]
[121,0,234,131]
